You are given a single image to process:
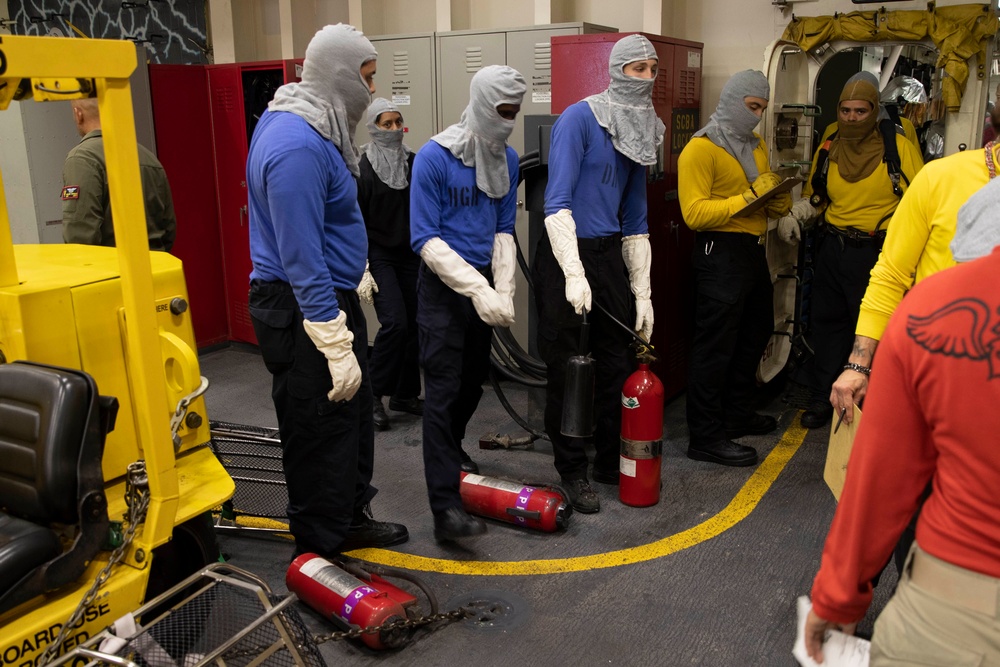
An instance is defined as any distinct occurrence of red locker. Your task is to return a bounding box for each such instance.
[551,33,703,401]
[152,60,303,346]
[149,65,228,348]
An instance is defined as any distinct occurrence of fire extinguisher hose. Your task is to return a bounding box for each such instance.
[339,556,440,615]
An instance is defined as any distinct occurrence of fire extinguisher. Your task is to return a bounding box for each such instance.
[287,554,416,649]
[460,472,572,531]
[619,361,664,507]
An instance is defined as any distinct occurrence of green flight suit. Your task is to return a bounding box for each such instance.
[61,129,176,252]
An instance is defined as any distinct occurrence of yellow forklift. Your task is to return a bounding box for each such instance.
[0,35,235,661]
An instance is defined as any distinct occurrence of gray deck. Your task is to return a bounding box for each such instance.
[199,345,894,666]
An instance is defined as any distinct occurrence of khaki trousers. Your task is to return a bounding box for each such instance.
[872,542,1000,666]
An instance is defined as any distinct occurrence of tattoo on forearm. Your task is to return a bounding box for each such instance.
[850,339,874,364]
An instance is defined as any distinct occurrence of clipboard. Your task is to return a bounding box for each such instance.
[823,405,862,502]
[732,176,802,218]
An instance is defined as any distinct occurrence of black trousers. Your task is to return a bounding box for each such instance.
[416,266,493,515]
[686,232,773,446]
[533,233,633,481]
[368,243,421,400]
[249,282,376,554]
[796,230,883,402]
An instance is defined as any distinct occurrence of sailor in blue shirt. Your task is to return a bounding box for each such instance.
[533,35,664,514]
[411,65,526,541]
[246,24,407,557]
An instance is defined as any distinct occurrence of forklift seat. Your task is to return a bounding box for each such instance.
[0,361,117,614]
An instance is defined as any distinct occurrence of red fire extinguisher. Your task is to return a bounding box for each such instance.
[619,361,664,507]
[460,472,572,532]
[287,554,417,649]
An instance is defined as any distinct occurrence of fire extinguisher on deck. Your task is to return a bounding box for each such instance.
[460,472,572,531]
[287,554,417,650]
[619,359,664,507]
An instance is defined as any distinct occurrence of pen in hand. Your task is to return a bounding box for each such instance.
[833,407,847,434]
[749,184,759,198]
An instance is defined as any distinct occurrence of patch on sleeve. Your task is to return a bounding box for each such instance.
[61,185,80,200]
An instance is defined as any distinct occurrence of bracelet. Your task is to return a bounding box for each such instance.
[843,362,871,376]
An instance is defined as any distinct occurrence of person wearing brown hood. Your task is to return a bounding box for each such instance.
[778,72,923,429]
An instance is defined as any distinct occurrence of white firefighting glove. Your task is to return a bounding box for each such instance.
[302,312,362,402]
[357,261,378,305]
[491,232,517,326]
[791,198,819,224]
[777,215,801,244]
[420,237,511,327]
[544,209,592,314]
[622,234,653,341]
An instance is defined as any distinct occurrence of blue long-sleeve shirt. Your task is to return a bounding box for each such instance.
[247,110,366,322]
[544,101,648,238]
[409,141,518,269]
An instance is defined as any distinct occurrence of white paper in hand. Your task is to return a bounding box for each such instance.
[792,596,870,667]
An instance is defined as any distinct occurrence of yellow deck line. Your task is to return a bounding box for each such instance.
[348,422,808,575]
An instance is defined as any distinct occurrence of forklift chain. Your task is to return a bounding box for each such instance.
[169,375,210,448]
[39,462,152,666]
[310,607,471,646]
[212,608,469,661]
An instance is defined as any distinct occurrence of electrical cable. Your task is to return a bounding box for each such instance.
[482,152,553,442]
[488,368,547,441]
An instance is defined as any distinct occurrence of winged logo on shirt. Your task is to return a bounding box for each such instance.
[906,298,1000,379]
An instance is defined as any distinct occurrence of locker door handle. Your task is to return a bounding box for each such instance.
[239,205,247,227]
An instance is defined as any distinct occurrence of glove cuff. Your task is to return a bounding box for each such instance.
[545,209,586,279]
[303,312,354,360]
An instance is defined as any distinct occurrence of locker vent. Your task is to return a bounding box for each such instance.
[465,46,483,72]
[534,42,551,71]
[678,69,698,105]
[214,86,235,113]
[393,51,409,76]
[653,72,668,106]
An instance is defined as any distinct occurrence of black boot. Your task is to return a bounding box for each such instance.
[433,506,487,541]
[801,401,833,429]
[340,504,408,550]
[687,440,758,467]
[388,396,424,416]
[373,396,390,431]
[724,413,777,439]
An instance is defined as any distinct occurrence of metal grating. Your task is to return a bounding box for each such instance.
[210,422,289,524]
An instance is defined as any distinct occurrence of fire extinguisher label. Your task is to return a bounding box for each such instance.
[621,438,664,459]
[621,393,640,409]
[340,585,379,624]
[620,457,637,477]
[464,473,527,495]
[298,556,376,623]
[464,474,536,524]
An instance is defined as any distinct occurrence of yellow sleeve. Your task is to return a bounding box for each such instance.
[856,165,933,340]
[677,138,752,231]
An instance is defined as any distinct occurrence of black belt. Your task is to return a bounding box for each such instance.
[250,278,292,294]
[822,224,886,247]
[577,234,622,251]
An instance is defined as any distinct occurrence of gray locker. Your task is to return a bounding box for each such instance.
[357,33,437,153]
[434,23,616,349]
[435,23,616,155]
